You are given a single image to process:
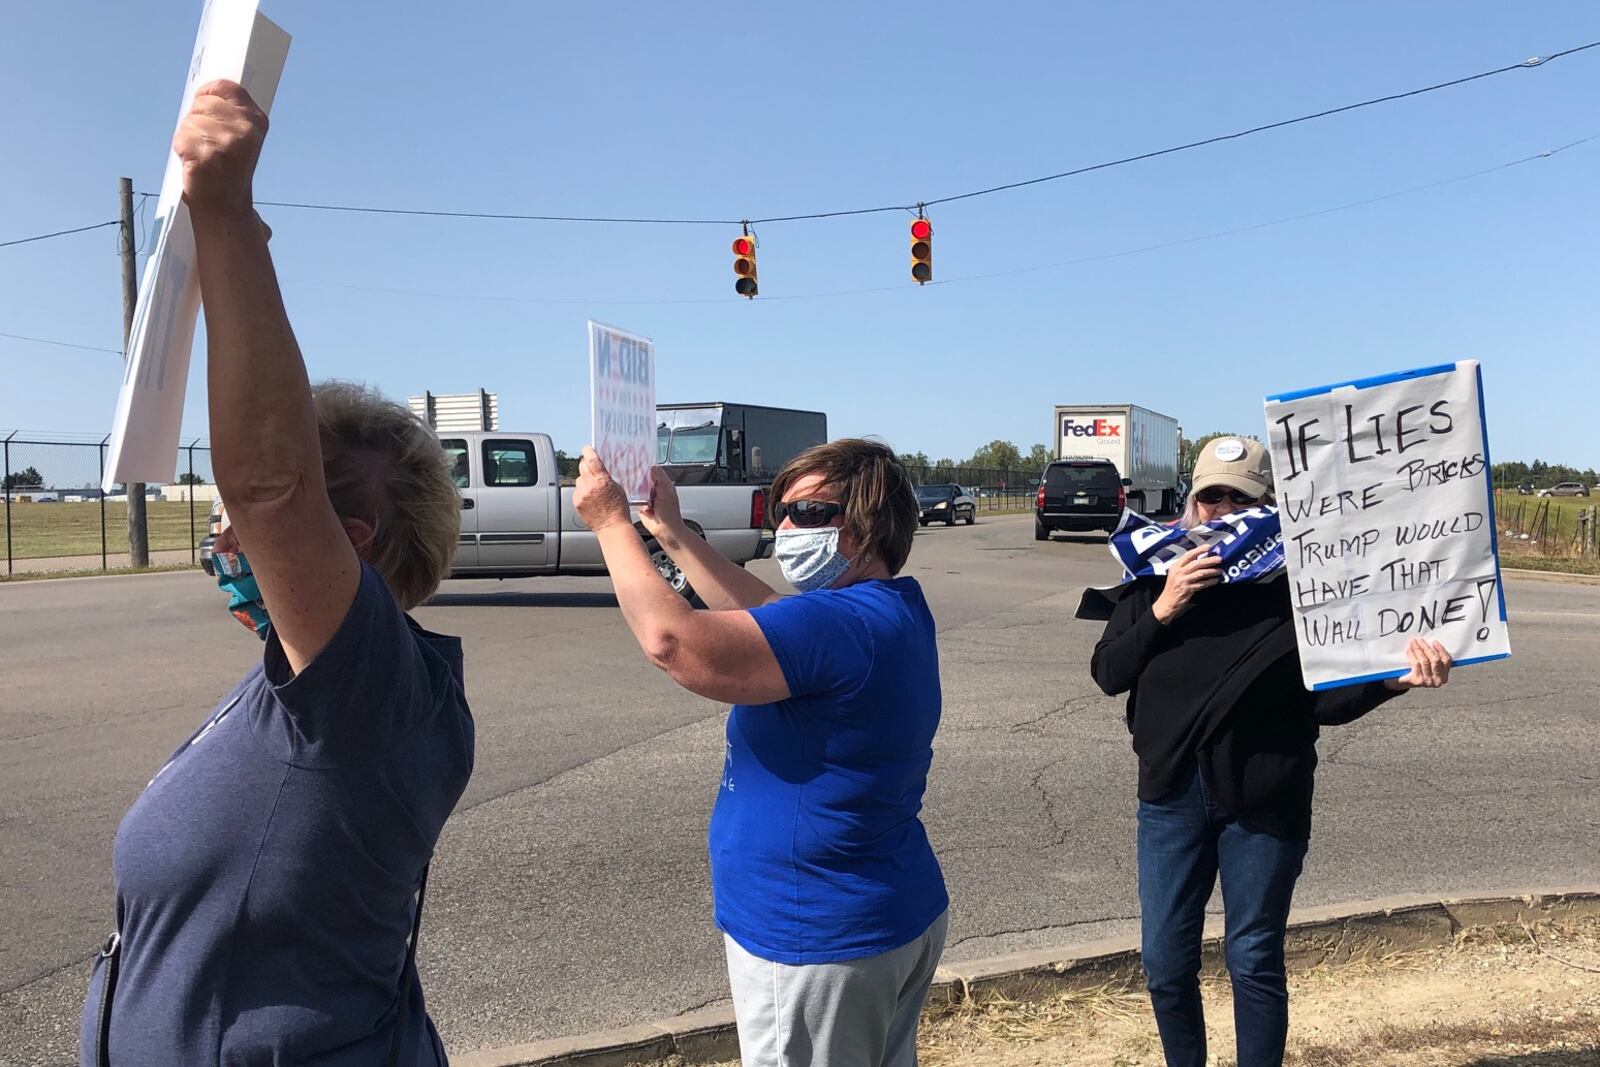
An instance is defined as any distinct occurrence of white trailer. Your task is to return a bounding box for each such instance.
[1052,404,1183,514]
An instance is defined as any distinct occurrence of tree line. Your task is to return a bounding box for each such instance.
[897,434,1596,490]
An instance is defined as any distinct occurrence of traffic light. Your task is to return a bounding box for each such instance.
[910,216,932,284]
[732,234,758,298]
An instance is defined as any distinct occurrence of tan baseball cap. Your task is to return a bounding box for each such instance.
[1191,436,1272,498]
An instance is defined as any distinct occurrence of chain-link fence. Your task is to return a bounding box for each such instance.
[2,432,214,575]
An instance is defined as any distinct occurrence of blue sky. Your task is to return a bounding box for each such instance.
[2,2,1597,468]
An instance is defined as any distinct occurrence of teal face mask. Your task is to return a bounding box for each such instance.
[214,550,270,640]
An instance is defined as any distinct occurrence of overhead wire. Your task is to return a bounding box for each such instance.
[0,220,120,250]
[252,41,1600,226]
[274,134,1596,307]
[3,40,1597,249]
[0,331,122,356]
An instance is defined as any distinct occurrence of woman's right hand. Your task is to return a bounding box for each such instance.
[1152,545,1226,624]
[639,468,685,542]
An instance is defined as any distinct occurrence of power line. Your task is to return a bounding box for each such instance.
[275,133,1595,307]
[0,331,122,355]
[1,129,1591,354]
[0,220,120,250]
[924,134,1600,286]
[922,42,1600,208]
[255,41,1600,227]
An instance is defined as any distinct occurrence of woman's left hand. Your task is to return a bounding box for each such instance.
[1384,638,1454,690]
[573,447,633,532]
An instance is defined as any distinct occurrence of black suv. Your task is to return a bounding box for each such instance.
[1035,460,1129,540]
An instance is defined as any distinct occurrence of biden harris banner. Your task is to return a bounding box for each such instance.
[1076,507,1285,621]
[1109,508,1286,584]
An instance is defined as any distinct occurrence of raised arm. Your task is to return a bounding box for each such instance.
[640,469,780,610]
[576,451,789,705]
[177,80,359,673]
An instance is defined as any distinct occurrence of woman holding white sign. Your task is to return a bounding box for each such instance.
[1091,436,1452,1067]
[574,439,947,1067]
[80,82,472,1067]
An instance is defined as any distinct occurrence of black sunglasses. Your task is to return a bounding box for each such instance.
[1194,487,1263,506]
[776,499,845,528]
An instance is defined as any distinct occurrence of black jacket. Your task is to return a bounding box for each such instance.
[1089,575,1401,839]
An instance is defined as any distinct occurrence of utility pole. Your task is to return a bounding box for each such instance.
[119,177,149,567]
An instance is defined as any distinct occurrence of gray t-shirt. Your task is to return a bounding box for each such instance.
[81,563,474,1065]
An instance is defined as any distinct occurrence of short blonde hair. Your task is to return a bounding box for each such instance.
[313,381,460,609]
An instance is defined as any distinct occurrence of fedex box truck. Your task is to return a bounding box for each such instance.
[1052,404,1183,514]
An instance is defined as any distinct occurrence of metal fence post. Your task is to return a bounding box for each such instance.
[99,436,109,571]
[4,431,13,576]
[187,440,198,563]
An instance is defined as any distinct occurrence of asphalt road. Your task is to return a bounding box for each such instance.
[2,514,1597,1064]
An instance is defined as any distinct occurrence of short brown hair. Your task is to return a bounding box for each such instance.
[768,438,918,574]
[313,381,461,610]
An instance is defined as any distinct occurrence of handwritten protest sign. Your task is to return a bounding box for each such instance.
[589,321,656,504]
[104,0,290,491]
[1263,361,1510,690]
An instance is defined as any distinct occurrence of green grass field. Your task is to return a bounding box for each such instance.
[2,500,208,560]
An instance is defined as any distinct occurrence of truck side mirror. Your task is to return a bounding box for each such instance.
[1122,478,1133,486]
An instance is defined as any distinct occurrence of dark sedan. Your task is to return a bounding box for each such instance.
[917,483,976,526]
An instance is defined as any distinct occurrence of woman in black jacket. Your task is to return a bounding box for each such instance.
[1091,436,1452,1067]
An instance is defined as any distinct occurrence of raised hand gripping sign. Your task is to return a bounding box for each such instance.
[588,321,656,504]
[103,0,290,491]
[1263,361,1511,690]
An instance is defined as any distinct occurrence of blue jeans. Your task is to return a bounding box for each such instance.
[1136,768,1308,1067]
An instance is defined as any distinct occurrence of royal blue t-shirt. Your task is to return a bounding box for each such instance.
[708,577,948,965]
[80,563,474,1066]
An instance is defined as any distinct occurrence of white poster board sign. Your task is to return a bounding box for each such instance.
[1262,361,1510,690]
[588,321,656,504]
[104,0,291,491]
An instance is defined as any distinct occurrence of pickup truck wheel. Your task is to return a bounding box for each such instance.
[647,542,705,608]
[1035,519,1050,542]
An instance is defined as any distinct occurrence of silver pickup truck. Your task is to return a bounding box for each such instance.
[439,431,773,601]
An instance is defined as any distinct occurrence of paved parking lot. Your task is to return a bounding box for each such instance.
[2,513,1597,1064]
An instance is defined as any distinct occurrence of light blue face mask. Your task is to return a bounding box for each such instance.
[775,526,860,593]
[214,549,271,640]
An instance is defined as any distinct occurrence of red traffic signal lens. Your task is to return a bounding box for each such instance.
[731,237,754,256]
[735,277,758,296]
[911,262,931,282]
[910,219,932,240]
[911,240,931,260]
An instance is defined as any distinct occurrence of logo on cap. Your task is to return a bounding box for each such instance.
[1213,439,1246,462]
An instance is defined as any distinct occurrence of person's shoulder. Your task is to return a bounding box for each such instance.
[825,576,920,612]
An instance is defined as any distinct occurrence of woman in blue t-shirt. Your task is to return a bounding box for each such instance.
[576,438,948,1067]
[80,81,473,1067]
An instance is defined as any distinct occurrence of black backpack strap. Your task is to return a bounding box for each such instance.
[388,865,429,1067]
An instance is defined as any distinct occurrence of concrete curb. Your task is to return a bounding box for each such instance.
[454,886,1600,1067]
[1501,566,1600,586]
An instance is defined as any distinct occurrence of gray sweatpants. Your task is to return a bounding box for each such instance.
[723,912,949,1067]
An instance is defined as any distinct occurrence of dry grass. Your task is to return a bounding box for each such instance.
[0,562,198,583]
[629,918,1600,1067]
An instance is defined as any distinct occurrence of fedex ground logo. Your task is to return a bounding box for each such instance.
[1062,417,1122,438]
